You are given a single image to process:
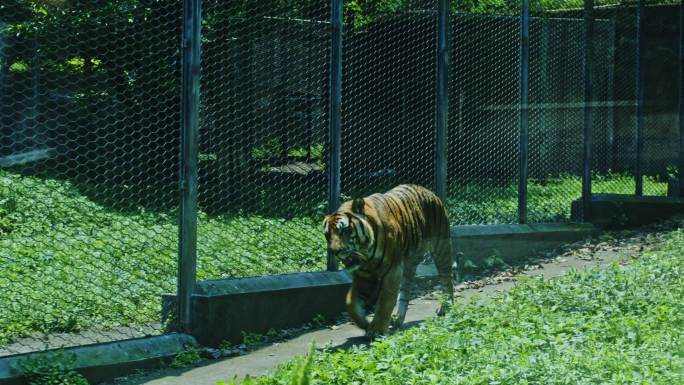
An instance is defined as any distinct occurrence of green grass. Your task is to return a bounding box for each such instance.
[251,228,684,385]
[0,170,668,347]
[446,173,667,224]
[0,170,325,346]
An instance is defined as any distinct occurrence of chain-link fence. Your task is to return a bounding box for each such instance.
[0,0,680,358]
[591,2,676,197]
[1,0,181,356]
[448,9,520,225]
[195,1,330,281]
[527,6,586,223]
[592,2,641,195]
[633,2,677,196]
[342,4,437,202]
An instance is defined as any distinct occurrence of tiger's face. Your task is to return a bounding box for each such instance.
[323,199,375,271]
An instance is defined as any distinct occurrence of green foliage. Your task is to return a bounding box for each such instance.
[218,340,235,351]
[446,172,667,224]
[252,138,283,160]
[251,141,325,165]
[0,169,325,346]
[242,331,266,346]
[253,230,684,384]
[0,168,669,347]
[452,0,520,16]
[0,187,17,236]
[453,0,680,15]
[6,0,674,70]
[171,346,203,368]
[288,144,325,162]
[344,0,406,28]
[20,351,89,385]
[483,254,507,269]
[667,164,678,179]
[287,342,317,385]
[8,61,30,73]
[239,327,304,348]
[460,255,507,272]
[343,0,676,26]
[218,342,317,385]
[312,313,327,328]
[461,258,479,272]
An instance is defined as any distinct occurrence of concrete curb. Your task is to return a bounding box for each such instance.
[162,271,352,347]
[0,334,196,385]
[571,194,684,228]
[452,222,599,267]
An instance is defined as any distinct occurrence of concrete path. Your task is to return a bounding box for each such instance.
[105,235,641,385]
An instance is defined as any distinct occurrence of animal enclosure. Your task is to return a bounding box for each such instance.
[0,0,680,358]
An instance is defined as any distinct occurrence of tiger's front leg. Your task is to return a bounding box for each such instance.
[346,274,378,330]
[365,264,401,339]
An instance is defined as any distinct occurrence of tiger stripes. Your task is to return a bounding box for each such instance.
[323,184,455,338]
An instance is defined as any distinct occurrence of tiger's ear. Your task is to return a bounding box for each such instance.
[352,197,365,215]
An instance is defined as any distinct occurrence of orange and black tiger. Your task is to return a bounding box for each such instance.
[323,184,455,338]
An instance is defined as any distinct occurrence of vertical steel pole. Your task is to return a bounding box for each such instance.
[178,0,201,332]
[436,0,449,201]
[327,0,343,271]
[679,0,684,197]
[518,0,530,224]
[582,0,594,219]
[635,0,645,195]
[606,20,616,171]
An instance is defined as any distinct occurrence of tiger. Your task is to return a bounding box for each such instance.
[323,184,455,339]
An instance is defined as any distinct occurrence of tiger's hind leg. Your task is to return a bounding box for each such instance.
[432,237,454,316]
[392,253,421,330]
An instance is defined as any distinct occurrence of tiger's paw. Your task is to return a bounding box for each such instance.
[436,300,452,317]
[364,323,388,340]
[364,329,385,341]
[351,316,370,330]
[390,314,405,331]
[346,302,370,330]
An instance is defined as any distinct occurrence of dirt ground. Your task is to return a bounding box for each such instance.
[103,218,681,385]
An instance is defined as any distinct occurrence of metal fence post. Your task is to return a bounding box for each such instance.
[518,0,530,224]
[635,0,645,196]
[606,19,616,172]
[327,0,343,271]
[435,0,449,201]
[679,0,684,197]
[178,0,201,332]
[582,0,594,218]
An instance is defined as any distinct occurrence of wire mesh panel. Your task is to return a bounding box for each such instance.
[196,1,330,279]
[590,2,663,196]
[639,3,678,196]
[527,4,587,223]
[0,1,181,355]
[341,2,437,202]
[591,2,636,194]
[448,5,521,225]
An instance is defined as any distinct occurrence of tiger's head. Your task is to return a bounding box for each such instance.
[323,197,376,271]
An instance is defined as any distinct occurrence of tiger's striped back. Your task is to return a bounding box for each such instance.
[366,184,450,252]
